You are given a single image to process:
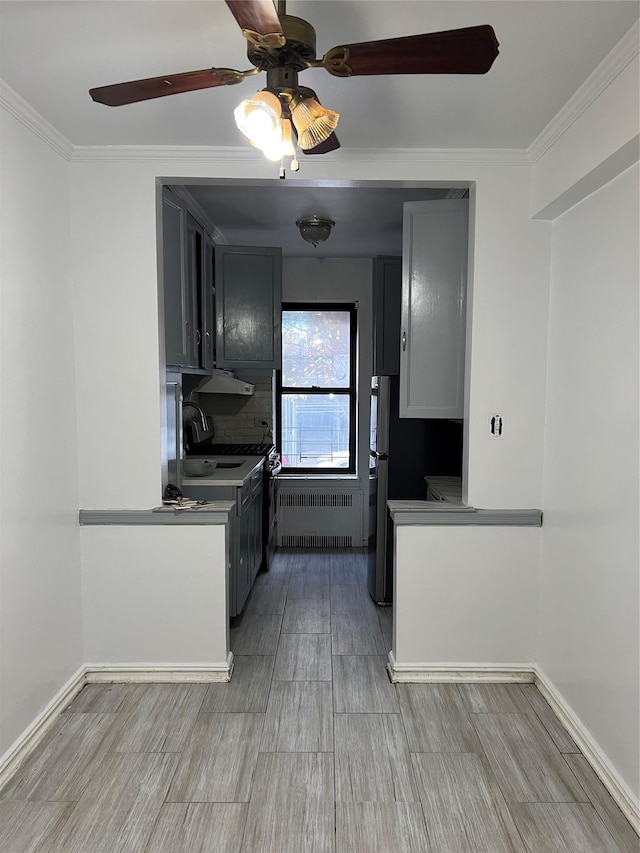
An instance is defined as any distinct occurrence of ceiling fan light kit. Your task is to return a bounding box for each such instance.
[89,0,499,173]
[291,96,340,151]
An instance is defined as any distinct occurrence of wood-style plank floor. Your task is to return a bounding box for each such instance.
[1,549,638,852]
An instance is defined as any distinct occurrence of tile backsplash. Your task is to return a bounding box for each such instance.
[189,372,274,444]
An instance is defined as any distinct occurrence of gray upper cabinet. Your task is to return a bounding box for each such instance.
[162,188,215,372]
[201,234,216,371]
[373,256,402,376]
[400,199,468,418]
[215,245,282,371]
[162,188,196,368]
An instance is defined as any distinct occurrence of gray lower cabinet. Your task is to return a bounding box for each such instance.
[400,199,468,418]
[184,465,264,618]
[215,245,282,371]
[234,471,264,614]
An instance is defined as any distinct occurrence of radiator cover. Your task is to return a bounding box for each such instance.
[277,489,364,547]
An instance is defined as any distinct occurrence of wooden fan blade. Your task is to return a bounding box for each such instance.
[322,25,499,77]
[89,67,247,106]
[225,0,285,48]
[301,132,341,155]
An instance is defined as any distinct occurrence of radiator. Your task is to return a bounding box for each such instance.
[277,489,364,547]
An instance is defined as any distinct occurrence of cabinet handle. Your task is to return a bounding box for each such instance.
[402,331,407,352]
[195,330,202,345]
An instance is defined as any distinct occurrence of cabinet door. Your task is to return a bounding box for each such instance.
[216,245,282,371]
[250,487,263,581]
[236,509,252,615]
[163,189,196,367]
[373,256,402,376]
[201,234,216,371]
[185,214,204,369]
[400,200,468,418]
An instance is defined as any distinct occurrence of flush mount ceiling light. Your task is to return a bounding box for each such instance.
[90,0,499,176]
[297,216,335,247]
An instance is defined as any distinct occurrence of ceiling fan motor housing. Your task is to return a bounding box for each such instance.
[247,14,317,71]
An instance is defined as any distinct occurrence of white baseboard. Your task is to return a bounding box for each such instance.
[0,656,236,793]
[0,665,86,791]
[386,653,535,683]
[385,654,639,834]
[533,664,640,834]
[85,655,235,683]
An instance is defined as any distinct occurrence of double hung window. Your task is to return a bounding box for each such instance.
[279,304,356,474]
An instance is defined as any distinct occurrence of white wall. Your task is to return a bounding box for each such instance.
[68,157,549,514]
[538,163,639,800]
[531,38,639,220]
[394,525,539,667]
[529,36,640,806]
[81,525,230,666]
[464,173,551,507]
[0,103,82,756]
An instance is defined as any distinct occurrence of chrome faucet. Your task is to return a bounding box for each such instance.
[182,401,208,430]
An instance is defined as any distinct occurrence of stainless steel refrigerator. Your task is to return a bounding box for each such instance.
[368,375,434,604]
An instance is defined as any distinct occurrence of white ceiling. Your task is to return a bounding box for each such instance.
[1,0,637,149]
[1,1,637,255]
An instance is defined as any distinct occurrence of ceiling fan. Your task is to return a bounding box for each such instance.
[89,0,499,169]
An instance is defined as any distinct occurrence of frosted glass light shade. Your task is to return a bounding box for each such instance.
[291,97,339,150]
[234,91,282,149]
[262,118,296,161]
[296,216,335,246]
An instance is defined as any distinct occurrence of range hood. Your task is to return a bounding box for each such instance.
[194,369,254,396]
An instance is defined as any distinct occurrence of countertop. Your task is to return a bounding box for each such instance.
[79,502,235,525]
[424,475,463,504]
[388,501,542,526]
[181,455,264,488]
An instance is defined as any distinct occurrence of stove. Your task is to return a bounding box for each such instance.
[188,442,281,571]
[204,443,275,456]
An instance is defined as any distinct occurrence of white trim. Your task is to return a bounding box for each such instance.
[533,665,640,834]
[0,80,73,160]
[385,654,639,833]
[0,665,86,791]
[528,22,639,162]
[386,653,534,683]
[71,145,259,163]
[0,658,236,792]
[1,76,528,167]
[84,655,235,683]
[69,144,529,167]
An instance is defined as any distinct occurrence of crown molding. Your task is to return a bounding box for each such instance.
[0,80,74,160]
[1,78,528,168]
[70,145,259,163]
[70,144,529,167]
[528,22,639,163]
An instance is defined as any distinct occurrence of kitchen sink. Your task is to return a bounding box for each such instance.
[185,457,245,470]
